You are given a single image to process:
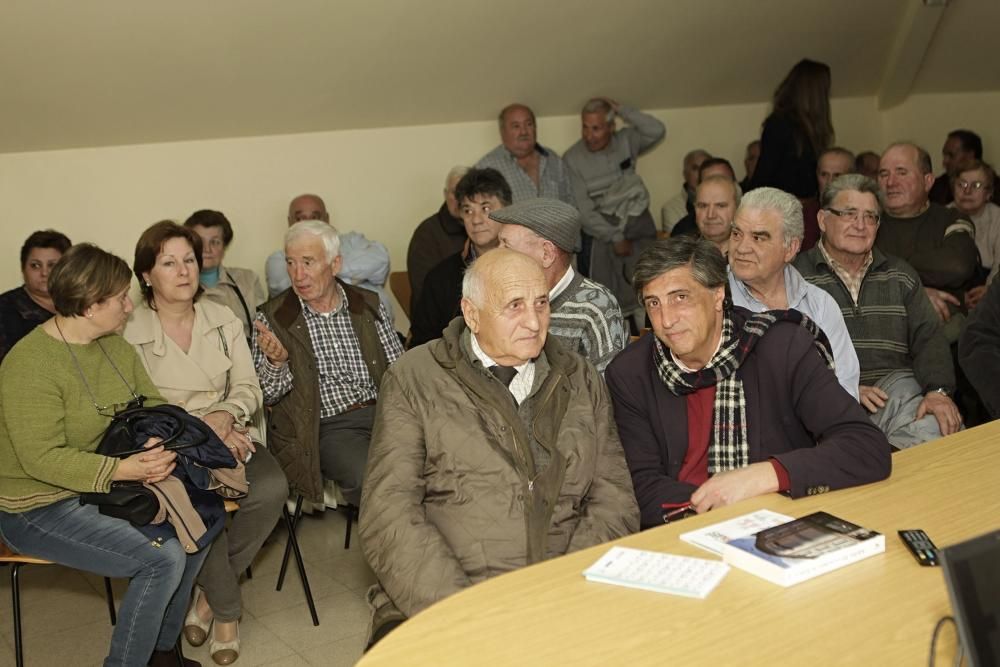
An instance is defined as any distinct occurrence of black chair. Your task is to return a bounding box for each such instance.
[274,496,320,626]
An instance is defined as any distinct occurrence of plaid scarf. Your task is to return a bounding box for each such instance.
[653,309,835,473]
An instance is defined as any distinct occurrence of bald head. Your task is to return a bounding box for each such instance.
[461,249,549,366]
[287,194,329,226]
[683,150,711,190]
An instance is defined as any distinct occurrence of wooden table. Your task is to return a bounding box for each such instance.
[358,422,1000,666]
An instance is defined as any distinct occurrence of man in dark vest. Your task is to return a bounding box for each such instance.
[252,220,404,506]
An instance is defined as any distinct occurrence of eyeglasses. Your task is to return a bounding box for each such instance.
[826,207,880,226]
[955,180,989,192]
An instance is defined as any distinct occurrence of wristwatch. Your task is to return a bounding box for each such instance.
[931,387,950,397]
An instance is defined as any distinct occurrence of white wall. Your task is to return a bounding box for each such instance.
[1,91,996,324]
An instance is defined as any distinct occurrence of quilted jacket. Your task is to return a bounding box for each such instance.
[360,317,639,617]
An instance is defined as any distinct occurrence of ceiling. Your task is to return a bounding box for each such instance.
[1,0,995,154]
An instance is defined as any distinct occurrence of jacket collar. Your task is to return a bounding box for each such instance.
[272,278,380,330]
[807,243,887,275]
[125,301,231,357]
[433,315,578,378]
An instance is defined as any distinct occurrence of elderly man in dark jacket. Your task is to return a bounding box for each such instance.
[606,236,891,529]
[360,249,638,646]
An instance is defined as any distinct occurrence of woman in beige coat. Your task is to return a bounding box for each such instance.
[125,221,287,666]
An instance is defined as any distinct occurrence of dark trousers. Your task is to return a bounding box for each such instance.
[318,405,376,506]
[197,446,288,620]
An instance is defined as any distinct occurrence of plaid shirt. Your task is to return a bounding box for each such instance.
[817,240,873,305]
[476,143,575,205]
[253,284,402,418]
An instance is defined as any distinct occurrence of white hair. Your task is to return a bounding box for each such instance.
[737,187,803,245]
[445,166,470,191]
[462,257,487,307]
[581,98,615,123]
[285,220,341,264]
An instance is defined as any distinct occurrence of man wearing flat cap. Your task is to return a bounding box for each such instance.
[360,249,638,647]
[496,198,628,373]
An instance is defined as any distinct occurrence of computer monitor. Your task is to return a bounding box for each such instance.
[940,529,1000,667]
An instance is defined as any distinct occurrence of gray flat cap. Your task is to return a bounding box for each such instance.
[489,197,582,253]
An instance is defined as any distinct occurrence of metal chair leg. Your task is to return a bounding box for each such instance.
[343,504,357,550]
[276,496,303,591]
[12,563,24,667]
[283,500,319,625]
[103,577,117,625]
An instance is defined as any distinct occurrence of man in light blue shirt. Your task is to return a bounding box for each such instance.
[265,193,393,319]
[728,187,860,400]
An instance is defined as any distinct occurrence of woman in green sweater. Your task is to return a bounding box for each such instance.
[0,243,207,667]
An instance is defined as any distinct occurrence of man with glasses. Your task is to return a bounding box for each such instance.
[728,187,859,399]
[796,174,961,449]
[876,143,977,331]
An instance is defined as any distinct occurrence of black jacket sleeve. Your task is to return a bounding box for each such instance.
[959,279,1000,418]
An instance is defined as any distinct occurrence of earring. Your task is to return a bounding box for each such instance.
[86,311,93,319]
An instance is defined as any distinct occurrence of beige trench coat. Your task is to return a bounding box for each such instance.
[123,300,264,443]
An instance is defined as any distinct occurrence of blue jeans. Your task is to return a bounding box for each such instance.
[0,498,208,667]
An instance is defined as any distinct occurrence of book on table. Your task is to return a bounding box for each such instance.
[721,511,885,587]
[680,509,794,555]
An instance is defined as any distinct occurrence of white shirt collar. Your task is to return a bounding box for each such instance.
[549,265,575,300]
[470,332,535,404]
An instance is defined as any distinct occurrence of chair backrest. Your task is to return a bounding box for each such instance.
[389,271,412,319]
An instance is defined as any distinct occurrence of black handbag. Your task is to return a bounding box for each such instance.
[80,405,210,526]
[81,481,160,526]
[96,404,210,457]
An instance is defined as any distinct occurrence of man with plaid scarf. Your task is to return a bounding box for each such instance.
[606,236,891,529]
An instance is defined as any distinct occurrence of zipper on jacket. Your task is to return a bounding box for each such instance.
[511,431,544,494]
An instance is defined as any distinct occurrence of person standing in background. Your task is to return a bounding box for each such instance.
[564,97,665,330]
[406,167,469,314]
[749,58,833,200]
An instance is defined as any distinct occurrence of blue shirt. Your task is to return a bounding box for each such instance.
[728,264,860,400]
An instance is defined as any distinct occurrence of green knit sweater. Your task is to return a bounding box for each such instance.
[0,327,163,513]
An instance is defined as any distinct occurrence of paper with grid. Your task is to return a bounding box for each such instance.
[583,546,729,599]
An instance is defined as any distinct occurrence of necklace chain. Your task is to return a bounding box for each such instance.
[53,317,141,415]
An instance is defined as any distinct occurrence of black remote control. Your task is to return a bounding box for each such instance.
[898,529,939,566]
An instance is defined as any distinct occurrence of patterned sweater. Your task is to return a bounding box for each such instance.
[548,270,628,374]
[794,246,954,392]
[0,327,163,512]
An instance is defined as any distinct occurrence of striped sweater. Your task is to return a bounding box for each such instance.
[548,270,628,374]
[794,246,954,391]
